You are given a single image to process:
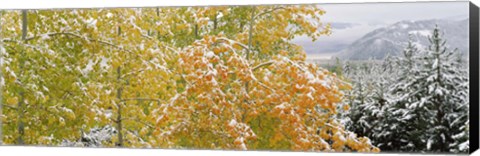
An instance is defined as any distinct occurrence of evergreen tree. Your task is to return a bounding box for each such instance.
[344,26,469,153]
[388,26,469,153]
[381,38,424,151]
[343,57,398,149]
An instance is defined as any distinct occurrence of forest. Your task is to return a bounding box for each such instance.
[0,5,469,154]
[340,28,470,153]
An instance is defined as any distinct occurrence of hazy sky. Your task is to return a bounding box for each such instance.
[292,1,469,56]
[318,1,468,24]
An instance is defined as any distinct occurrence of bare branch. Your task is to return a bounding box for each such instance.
[256,81,275,93]
[120,69,146,79]
[4,32,131,53]
[2,40,50,52]
[121,98,162,104]
[247,6,256,60]
[135,31,179,54]
[2,104,17,110]
[121,117,154,129]
[125,129,147,143]
[252,61,274,71]
[216,38,250,51]
[254,6,288,19]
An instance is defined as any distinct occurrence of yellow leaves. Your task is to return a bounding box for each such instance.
[47,117,56,125]
[85,110,96,122]
[42,95,50,103]
[197,17,209,26]
[62,108,76,120]
[111,59,122,69]
[6,97,18,105]
[176,23,189,31]
[59,117,66,127]
[65,111,76,120]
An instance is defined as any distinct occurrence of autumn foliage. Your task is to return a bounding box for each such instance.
[0,5,378,152]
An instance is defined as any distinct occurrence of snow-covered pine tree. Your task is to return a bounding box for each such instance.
[445,39,470,154]
[343,61,374,137]
[380,38,424,152]
[343,57,399,149]
[343,39,421,152]
[344,27,469,153]
[388,26,469,153]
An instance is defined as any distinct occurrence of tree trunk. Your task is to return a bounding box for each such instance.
[241,6,256,123]
[247,6,255,60]
[156,8,161,41]
[116,67,123,147]
[17,10,28,145]
[213,11,218,31]
[239,22,244,33]
[194,24,198,39]
[116,27,124,147]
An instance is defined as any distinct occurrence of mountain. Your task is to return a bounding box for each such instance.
[335,18,469,60]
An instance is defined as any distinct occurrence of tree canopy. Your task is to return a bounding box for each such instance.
[0,6,378,152]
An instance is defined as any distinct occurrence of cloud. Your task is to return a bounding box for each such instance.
[318,1,468,25]
[292,1,469,55]
[292,23,382,54]
[329,22,361,29]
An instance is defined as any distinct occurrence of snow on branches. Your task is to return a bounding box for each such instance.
[342,26,469,153]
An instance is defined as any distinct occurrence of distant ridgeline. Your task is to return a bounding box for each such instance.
[336,18,469,60]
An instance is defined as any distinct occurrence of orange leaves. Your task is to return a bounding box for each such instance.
[343,104,350,111]
[319,129,330,140]
[233,137,243,145]
[271,131,285,143]
[331,132,347,151]
[229,50,379,152]
[346,134,361,150]
[155,114,169,126]
[225,118,257,150]
[234,137,248,150]
[295,138,313,149]
[211,106,221,115]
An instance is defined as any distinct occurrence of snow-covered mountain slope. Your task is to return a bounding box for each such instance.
[336,18,469,60]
